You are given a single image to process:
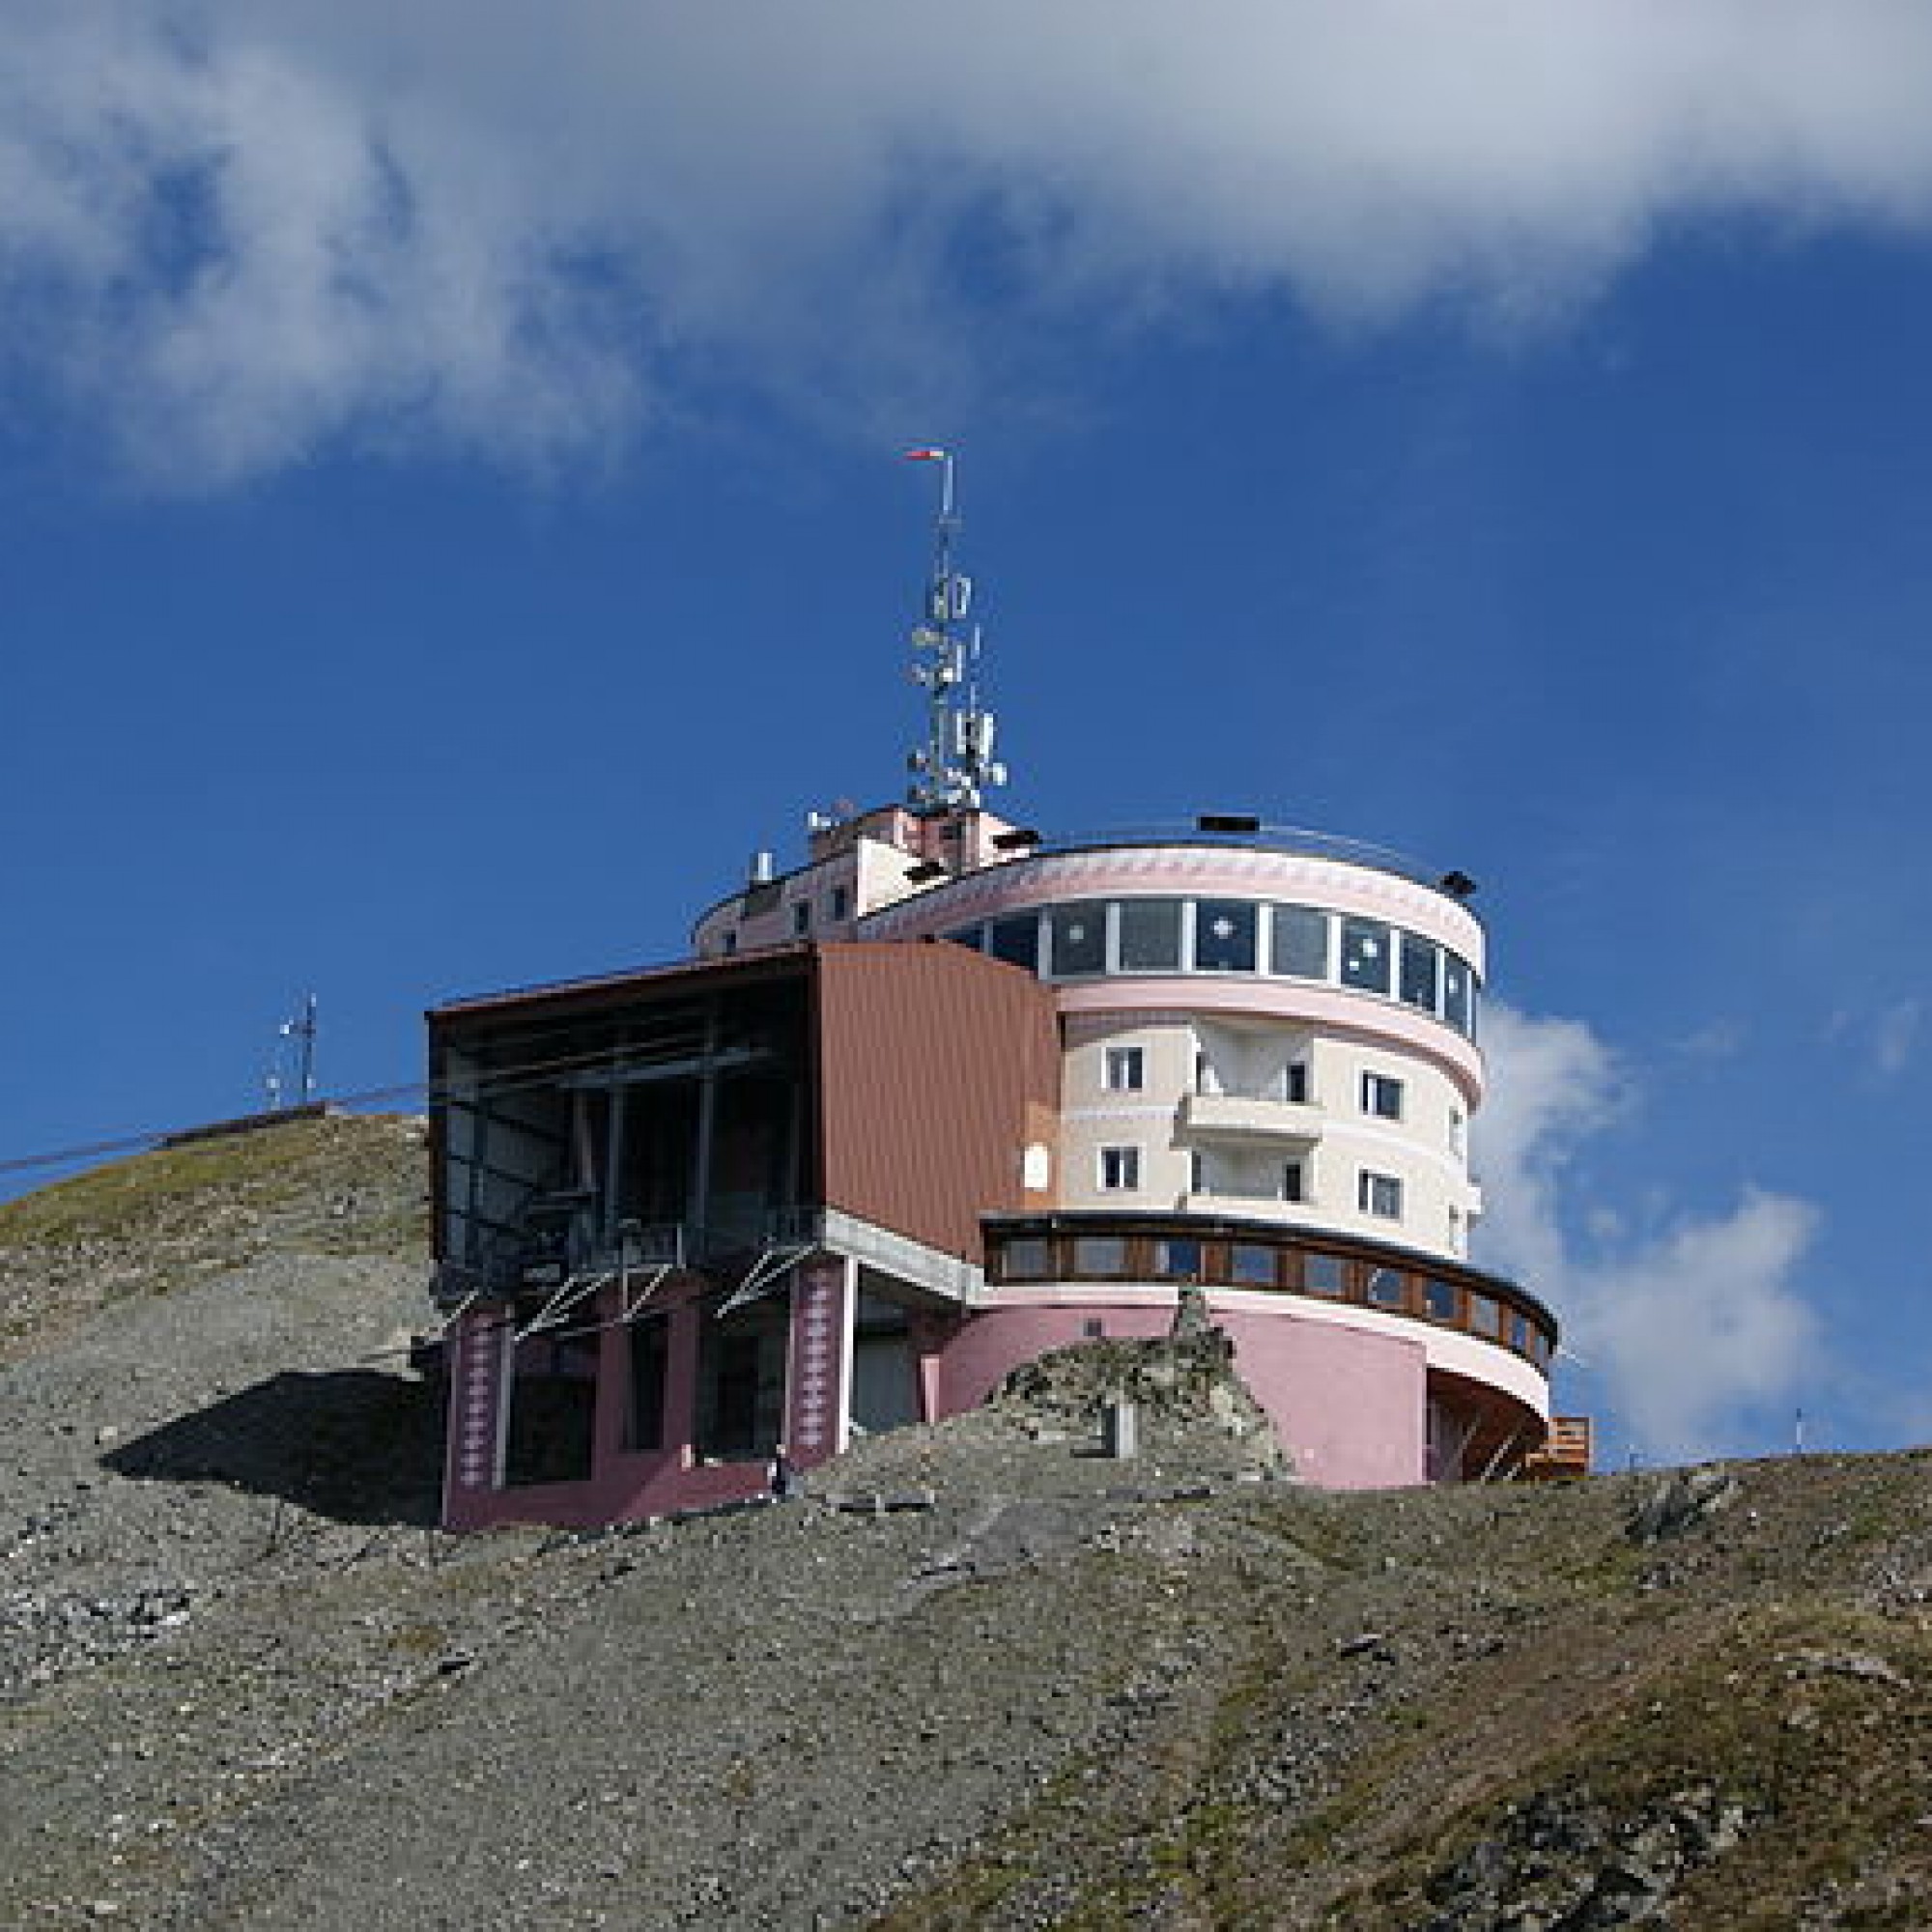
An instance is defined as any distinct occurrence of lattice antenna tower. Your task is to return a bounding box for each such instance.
[902,447,1008,812]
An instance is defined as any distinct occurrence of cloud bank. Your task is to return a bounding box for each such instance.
[1476,1003,1821,1461]
[7,3,1932,482]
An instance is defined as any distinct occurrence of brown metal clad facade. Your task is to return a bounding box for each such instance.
[814,942,1061,1263]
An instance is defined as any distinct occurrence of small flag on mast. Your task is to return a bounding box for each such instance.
[904,446,947,462]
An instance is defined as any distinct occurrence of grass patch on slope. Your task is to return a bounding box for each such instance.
[0,1114,427,1358]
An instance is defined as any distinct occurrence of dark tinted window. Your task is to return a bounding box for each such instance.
[1117,897,1183,973]
[1400,932,1440,1011]
[1195,899,1258,973]
[988,913,1039,971]
[1442,953,1473,1035]
[1271,903,1330,979]
[1341,918,1393,994]
[1048,903,1107,977]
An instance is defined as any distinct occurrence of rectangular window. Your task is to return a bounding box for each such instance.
[1449,1107,1465,1157]
[1442,954,1474,1036]
[1470,1293,1502,1338]
[1001,1236,1052,1279]
[1098,1145,1142,1192]
[1194,899,1258,973]
[1282,1060,1310,1104]
[829,885,851,922]
[1188,1149,1206,1194]
[1448,1206,1465,1255]
[1281,1159,1305,1204]
[1399,932,1440,1011]
[1340,917,1393,995]
[1231,1242,1276,1287]
[1367,1266,1407,1310]
[1424,1278,1460,1322]
[988,913,1039,971]
[1303,1252,1347,1296]
[1358,1170,1404,1219]
[1360,1072,1405,1121]
[1155,1236,1202,1278]
[791,900,810,936]
[1103,1044,1146,1092]
[1048,902,1107,978]
[1072,1235,1127,1275]
[1270,903,1330,980]
[1117,897,1182,973]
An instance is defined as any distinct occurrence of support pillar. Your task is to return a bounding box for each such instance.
[785,1255,855,1472]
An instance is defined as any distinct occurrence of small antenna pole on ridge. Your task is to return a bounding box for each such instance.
[270,994,319,1109]
[901,445,1008,815]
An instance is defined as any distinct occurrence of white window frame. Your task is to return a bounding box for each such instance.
[1098,1145,1143,1192]
[1358,1169,1403,1220]
[1360,1071,1405,1122]
[1103,1044,1147,1093]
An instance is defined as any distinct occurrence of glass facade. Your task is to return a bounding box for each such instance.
[919,894,1480,1038]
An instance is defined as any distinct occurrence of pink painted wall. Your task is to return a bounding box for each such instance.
[441,1283,1436,1530]
[932,1294,1428,1489]
[442,1284,781,1532]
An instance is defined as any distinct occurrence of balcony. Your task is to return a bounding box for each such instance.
[1178,1088,1322,1146]
[1179,1190,1313,1225]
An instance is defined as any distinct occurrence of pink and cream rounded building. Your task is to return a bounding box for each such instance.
[425,469,1563,1529]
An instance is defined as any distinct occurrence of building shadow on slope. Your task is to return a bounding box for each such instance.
[102,1368,444,1527]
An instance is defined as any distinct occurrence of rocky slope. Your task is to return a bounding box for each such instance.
[3,1116,1931,1929]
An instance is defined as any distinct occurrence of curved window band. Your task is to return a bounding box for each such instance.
[942,896,1480,1039]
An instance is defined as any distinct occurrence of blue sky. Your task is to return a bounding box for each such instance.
[5,4,1932,1468]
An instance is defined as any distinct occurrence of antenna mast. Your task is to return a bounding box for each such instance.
[902,447,1007,813]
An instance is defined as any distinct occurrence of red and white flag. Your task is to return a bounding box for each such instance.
[903,445,947,462]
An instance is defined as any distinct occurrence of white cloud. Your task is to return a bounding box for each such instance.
[1477,1003,1822,1461]
[8,4,1932,482]
[1872,999,1922,1079]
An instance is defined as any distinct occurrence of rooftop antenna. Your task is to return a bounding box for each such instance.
[902,447,1008,813]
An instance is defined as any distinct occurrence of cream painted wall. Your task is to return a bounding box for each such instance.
[1054,1007,1480,1260]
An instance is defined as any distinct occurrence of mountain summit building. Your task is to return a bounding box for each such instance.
[426,456,1567,1529]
